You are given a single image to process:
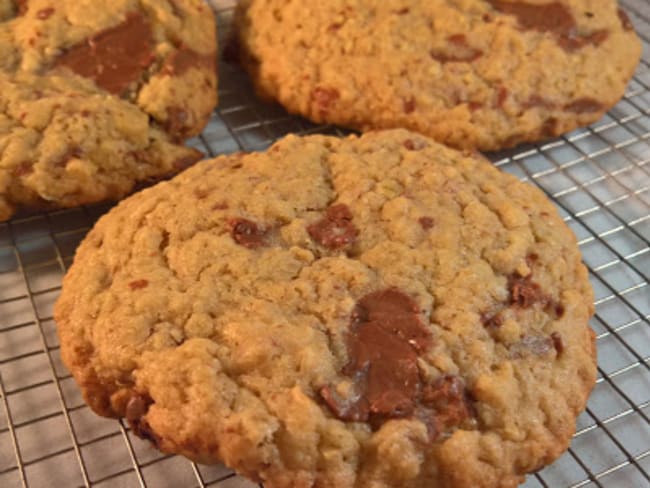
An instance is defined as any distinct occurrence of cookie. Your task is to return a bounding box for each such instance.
[0,0,217,221]
[55,129,596,488]
[233,0,640,151]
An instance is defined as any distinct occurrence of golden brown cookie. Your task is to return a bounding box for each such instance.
[56,129,597,488]
[0,0,217,221]
[233,0,641,151]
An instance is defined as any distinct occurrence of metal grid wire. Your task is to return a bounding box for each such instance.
[1,1,649,487]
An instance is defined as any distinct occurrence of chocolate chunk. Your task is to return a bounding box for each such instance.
[418,217,434,230]
[125,394,152,422]
[481,311,503,329]
[403,97,416,113]
[229,218,267,248]
[320,289,432,425]
[430,34,483,63]
[307,204,358,250]
[564,98,604,113]
[618,8,634,31]
[162,46,216,77]
[496,86,509,108]
[419,375,475,440]
[311,87,340,116]
[488,1,609,51]
[36,7,54,19]
[488,1,574,36]
[128,279,149,290]
[551,332,564,355]
[125,394,161,447]
[54,12,154,95]
[164,107,190,139]
[541,117,559,137]
[558,30,608,51]
[15,0,28,15]
[508,274,548,308]
[13,162,33,176]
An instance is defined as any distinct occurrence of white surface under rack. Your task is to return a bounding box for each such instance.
[1,1,649,487]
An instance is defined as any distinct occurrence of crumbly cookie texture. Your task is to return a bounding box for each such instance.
[56,130,596,488]
[234,0,641,151]
[0,0,217,221]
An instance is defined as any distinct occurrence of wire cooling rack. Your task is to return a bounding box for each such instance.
[1,1,649,487]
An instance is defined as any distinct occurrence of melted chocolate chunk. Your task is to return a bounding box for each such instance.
[162,46,216,77]
[481,311,503,329]
[430,34,483,63]
[13,162,33,176]
[564,98,604,113]
[320,289,431,424]
[164,107,190,139]
[403,97,416,113]
[229,218,267,248]
[307,204,358,250]
[126,394,161,446]
[488,1,609,51]
[551,332,564,355]
[311,87,340,116]
[508,274,548,308]
[418,217,435,230]
[54,12,154,95]
[128,279,149,290]
[618,8,634,31]
[15,0,28,15]
[558,29,608,51]
[418,375,476,440]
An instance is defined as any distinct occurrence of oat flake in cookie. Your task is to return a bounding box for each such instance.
[233,0,640,151]
[55,130,597,488]
[0,0,217,221]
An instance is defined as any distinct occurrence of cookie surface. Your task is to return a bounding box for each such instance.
[234,0,640,151]
[55,130,596,488]
[0,0,217,221]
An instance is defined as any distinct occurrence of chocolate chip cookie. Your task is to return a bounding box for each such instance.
[56,129,596,487]
[0,0,217,221]
[233,0,640,151]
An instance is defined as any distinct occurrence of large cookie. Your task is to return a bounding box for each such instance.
[234,0,640,151]
[55,130,596,487]
[0,0,217,221]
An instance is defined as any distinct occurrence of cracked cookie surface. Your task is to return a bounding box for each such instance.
[0,0,217,221]
[233,0,640,151]
[55,129,596,488]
